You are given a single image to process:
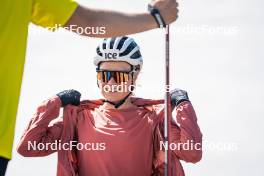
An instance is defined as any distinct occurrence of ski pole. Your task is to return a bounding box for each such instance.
[164,25,172,176]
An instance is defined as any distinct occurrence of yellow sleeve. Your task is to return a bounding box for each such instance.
[31,0,78,28]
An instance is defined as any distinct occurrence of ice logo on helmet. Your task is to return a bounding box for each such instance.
[104,51,119,59]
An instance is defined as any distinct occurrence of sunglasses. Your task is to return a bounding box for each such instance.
[97,70,131,84]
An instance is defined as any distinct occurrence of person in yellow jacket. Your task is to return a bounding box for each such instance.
[0,0,178,174]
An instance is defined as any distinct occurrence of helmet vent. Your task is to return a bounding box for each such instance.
[116,37,128,50]
[120,42,137,57]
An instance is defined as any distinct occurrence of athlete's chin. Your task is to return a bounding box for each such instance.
[103,92,129,102]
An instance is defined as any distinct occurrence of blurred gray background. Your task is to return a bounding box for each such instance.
[6,0,264,175]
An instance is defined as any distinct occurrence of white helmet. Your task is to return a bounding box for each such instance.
[94,36,143,71]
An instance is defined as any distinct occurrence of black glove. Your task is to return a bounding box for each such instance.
[170,88,190,107]
[56,89,81,107]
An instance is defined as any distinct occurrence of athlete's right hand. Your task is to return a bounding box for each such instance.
[56,89,81,107]
[150,0,179,25]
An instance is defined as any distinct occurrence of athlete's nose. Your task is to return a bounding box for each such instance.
[107,77,117,85]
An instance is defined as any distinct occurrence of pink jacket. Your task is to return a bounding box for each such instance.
[17,96,202,176]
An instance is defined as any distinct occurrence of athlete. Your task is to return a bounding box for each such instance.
[0,0,178,174]
[17,36,202,176]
